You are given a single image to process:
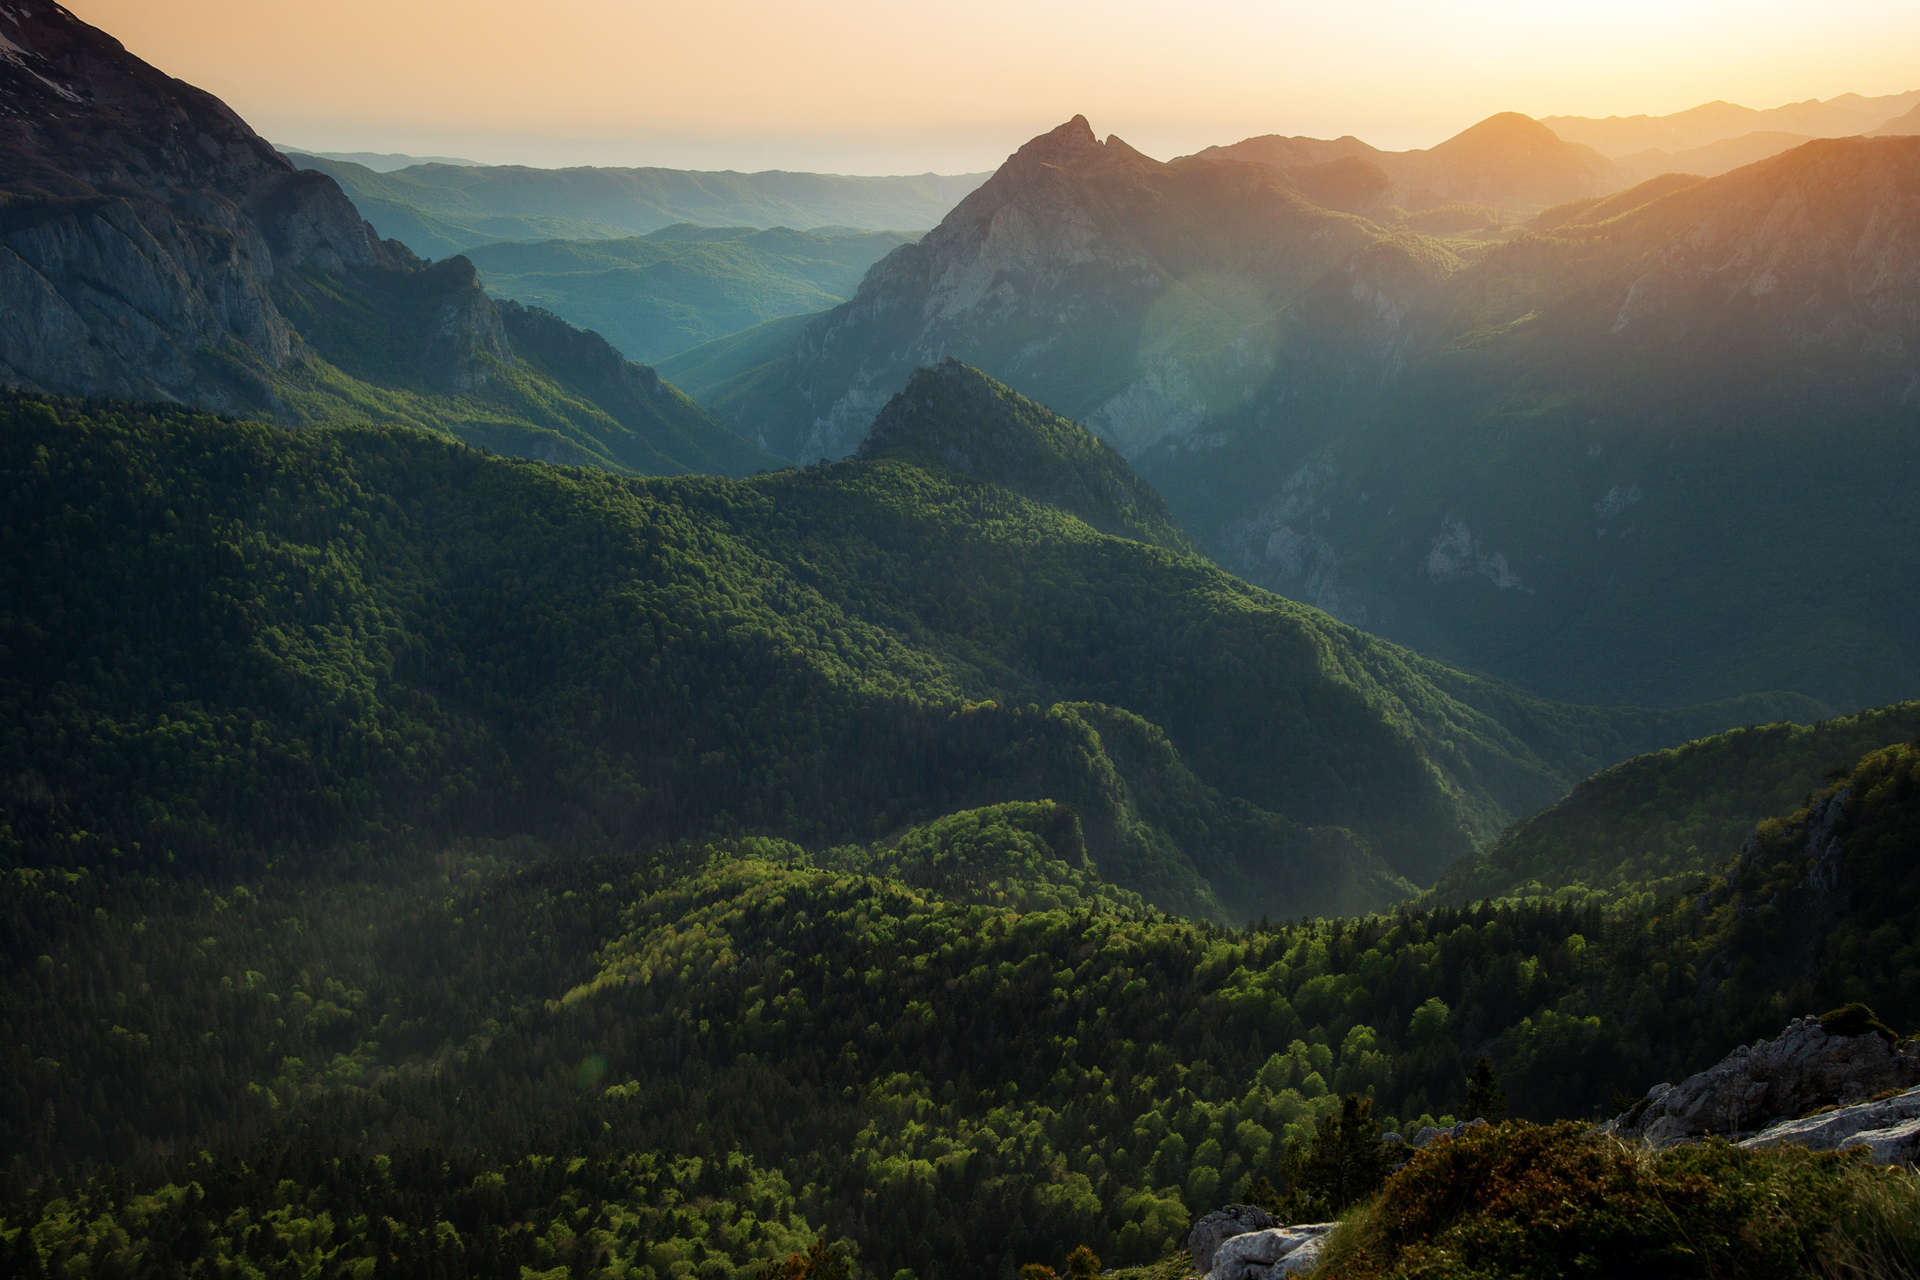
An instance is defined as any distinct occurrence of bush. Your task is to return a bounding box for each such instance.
[1320,1121,1877,1280]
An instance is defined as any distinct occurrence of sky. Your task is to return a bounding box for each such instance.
[64,0,1920,173]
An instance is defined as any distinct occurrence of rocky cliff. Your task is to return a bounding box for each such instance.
[0,1,766,476]
[718,114,1379,461]
[0,0,393,408]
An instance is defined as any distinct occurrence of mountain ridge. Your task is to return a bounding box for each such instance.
[693,111,1920,709]
[0,0,770,476]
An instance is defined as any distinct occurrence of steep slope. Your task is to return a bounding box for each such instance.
[0,1,768,476]
[1430,702,1920,905]
[287,152,987,257]
[1172,134,1920,709]
[854,360,1196,554]
[710,115,1384,460]
[464,225,912,363]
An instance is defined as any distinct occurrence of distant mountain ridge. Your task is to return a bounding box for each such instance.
[463,225,912,363]
[286,147,484,171]
[0,0,769,476]
[1544,88,1920,156]
[285,152,987,258]
[1194,111,1625,214]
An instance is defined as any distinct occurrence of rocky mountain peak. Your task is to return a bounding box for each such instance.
[1014,113,1102,164]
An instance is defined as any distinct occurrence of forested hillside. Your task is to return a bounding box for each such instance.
[5,388,1802,922]
[6,730,1916,1276]
[1433,701,1920,905]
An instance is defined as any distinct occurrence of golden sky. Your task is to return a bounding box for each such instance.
[65,0,1920,171]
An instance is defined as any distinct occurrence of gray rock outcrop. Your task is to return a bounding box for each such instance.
[1740,1084,1920,1165]
[1188,1205,1275,1275]
[1202,1224,1334,1280]
[1608,1014,1920,1149]
[1409,1117,1487,1148]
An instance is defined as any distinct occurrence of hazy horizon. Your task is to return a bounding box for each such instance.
[62,0,1920,173]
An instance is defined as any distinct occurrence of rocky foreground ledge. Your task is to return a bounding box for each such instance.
[1186,1207,1332,1280]
[1605,1009,1920,1162]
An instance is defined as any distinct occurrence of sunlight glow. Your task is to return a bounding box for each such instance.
[61,0,1920,171]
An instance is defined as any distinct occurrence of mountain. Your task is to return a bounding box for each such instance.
[1545,89,1920,157]
[700,117,1920,710]
[1195,112,1625,214]
[462,224,912,363]
[285,151,987,258]
[1614,129,1818,182]
[854,359,1196,554]
[283,147,484,170]
[1873,102,1920,135]
[0,0,769,476]
[1430,701,1920,905]
[2,384,1818,920]
[1162,133,1920,710]
[706,115,1385,460]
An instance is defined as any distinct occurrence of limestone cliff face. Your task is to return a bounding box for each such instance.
[0,1,469,411]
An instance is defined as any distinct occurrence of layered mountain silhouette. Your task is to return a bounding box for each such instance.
[1197,111,1625,214]
[1544,89,1920,156]
[287,151,987,258]
[695,116,1920,710]
[0,1,767,475]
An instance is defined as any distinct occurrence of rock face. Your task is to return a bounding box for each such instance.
[1203,1225,1333,1280]
[1188,1205,1276,1275]
[1409,1118,1487,1148]
[1608,1015,1920,1148]
[0,0,393,409]
[0,0,765,475]
[1740,1084,1920,1164]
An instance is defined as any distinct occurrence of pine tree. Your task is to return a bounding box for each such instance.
[1465,1056,1508,1122]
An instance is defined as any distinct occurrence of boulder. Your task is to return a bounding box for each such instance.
[1739,1084,1920,1164]
[1274,1234,1328,1277]
[1203,1224,1334,1280]
[1409,1118,1486,1148]
[1188,1205,1276,1275]
[1607,1014,1920,1146]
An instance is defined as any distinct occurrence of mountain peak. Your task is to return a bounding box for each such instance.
[1012,114,1102,161]
[1435,111,1563,153]
[856,360,1194,553]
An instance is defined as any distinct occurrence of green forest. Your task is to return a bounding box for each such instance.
[4,387,1918,1277]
